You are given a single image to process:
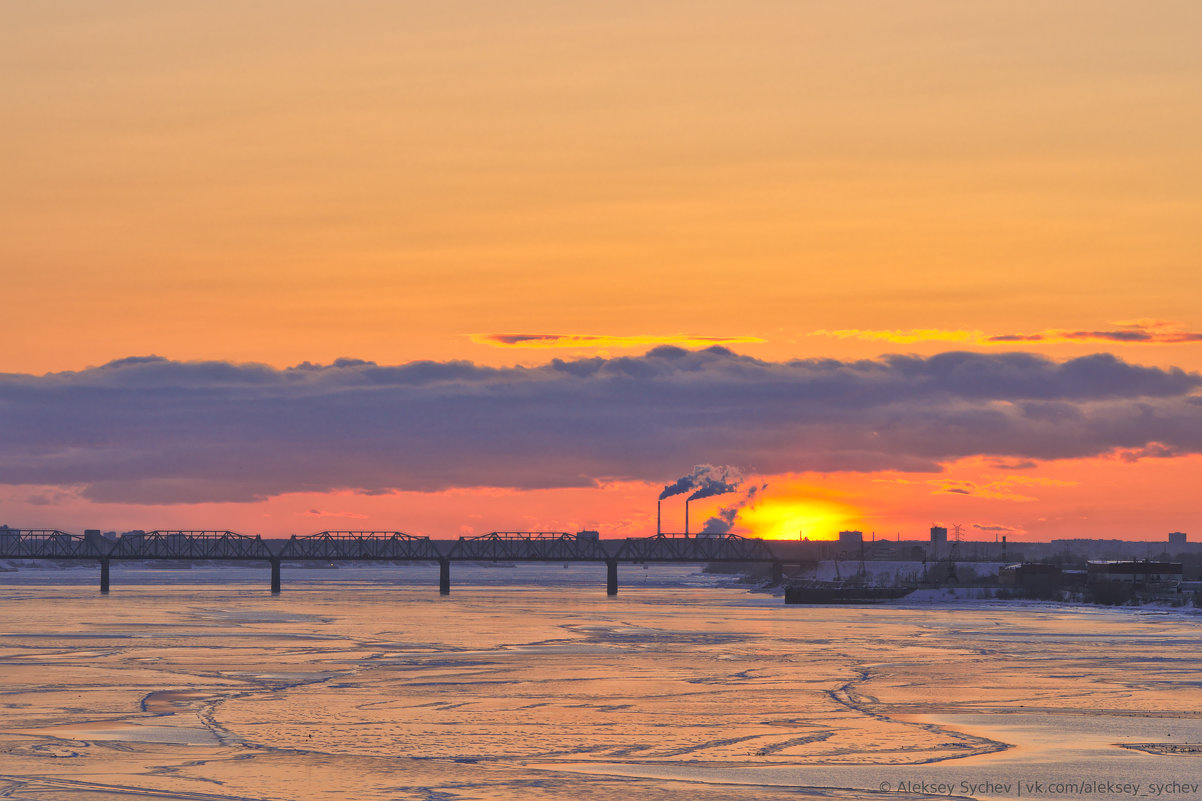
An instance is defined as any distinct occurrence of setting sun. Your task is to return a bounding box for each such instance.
[736,488,860,541]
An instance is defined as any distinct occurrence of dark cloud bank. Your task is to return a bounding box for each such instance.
[2,347,1200,504]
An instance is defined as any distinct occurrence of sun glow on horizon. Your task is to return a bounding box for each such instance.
[737,493,860,541]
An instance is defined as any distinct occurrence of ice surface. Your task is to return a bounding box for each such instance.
[1,565,1200,800]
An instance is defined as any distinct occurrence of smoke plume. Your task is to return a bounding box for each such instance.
[687,465,744,501]
[659,464,742,500]
[700,483,766,535]
[659,468,701,500]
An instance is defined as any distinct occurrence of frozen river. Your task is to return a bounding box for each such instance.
[1,564,1201,800]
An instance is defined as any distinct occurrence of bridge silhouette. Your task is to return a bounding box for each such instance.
[0,528,793,595]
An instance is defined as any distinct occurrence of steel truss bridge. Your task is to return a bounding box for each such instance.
[0,528,787,595]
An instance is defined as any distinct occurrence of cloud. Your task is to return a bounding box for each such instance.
[24,487,84,507]
[1108,441,1187,463]
[1,347,1200,504]
[811,320,1202,347]
[471,333,765,349]
[304,509,369,519]
[985,328,1202,345]
[986,458,1038,470]
[927,475,1078,502]
[810,329,982,345]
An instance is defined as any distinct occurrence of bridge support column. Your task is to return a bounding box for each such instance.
[439,558,450,596]
[771,561,783,585]
[99,558,110,594]
[270,558,281,595]
[606,560,618,596]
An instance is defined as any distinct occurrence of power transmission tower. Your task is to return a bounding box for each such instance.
[950,523,964,561]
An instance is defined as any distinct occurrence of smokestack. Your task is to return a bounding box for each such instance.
[657,500,661,536]
[685,499,690,536]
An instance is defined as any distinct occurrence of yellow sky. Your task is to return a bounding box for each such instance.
[3,2,1201,373]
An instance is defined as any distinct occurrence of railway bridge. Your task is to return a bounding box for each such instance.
[0,528,798,596]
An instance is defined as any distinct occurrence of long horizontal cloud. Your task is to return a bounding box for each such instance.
[812,320,1202,346]
[470,333,765,349]
[1,348,1200,504]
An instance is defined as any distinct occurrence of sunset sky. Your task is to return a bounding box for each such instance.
[3,2,1200,541]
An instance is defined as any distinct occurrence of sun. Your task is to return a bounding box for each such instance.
[737,495,859,541]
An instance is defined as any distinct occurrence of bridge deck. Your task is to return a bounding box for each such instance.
[1,529,802,596]
[2,529,788,563]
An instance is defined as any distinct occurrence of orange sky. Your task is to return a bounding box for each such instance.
[2,3,1200,541]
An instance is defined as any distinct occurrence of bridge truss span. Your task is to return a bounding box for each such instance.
[616,532,777,563]
[448,531,610,562]
[279,531,440,561]
[108,530,274,561]
[0,529,111,559]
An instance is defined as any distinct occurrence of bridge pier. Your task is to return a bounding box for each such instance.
[771,560,783,585]
[606,559,618,596]
[439,557,450,595]
[99,558,110,594]
[270,558,281,594]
